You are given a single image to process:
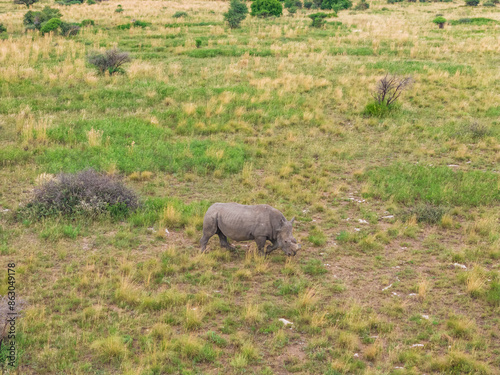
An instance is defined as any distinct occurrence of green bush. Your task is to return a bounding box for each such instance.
[285,0,303,8]
[133,20,150,28]
[251,0,283,17]
[288,5,298,13]
[465,0,479,5]
[0,23,6,33]
[195,38,202,48]
[320,0,352,11]
[81,19,95,27]
[40,18,62,34]
[304,1,313,8]
[224,0,249,28]
[115,5,124,12]
[173,11,188,18]
[87,0,96,4]
[483,1,495,5]
[308,12,333,27]
[23,7,62,30]
[60,22,80,36]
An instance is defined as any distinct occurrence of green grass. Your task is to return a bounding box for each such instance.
[365,163,500,207]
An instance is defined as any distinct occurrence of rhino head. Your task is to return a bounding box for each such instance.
[277,217,301,256]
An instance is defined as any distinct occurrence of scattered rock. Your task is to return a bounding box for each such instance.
[421,314,429,320]
[447,164,459,167]
[358,219,368,224]
[411,344,424,348]
[353,353,359,358]
[354,228,361,232]
[409,293,417,297]
[279,318,293,326]
[452,263,467,269]
[381,215,394,219]
[165,228,170,235]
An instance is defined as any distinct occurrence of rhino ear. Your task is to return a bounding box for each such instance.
[290,217,295,225]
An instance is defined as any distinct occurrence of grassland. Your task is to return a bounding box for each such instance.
[0,0,500,373]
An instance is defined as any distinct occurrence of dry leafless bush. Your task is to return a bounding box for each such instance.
[18,169,139,220]
[373,74,413,106]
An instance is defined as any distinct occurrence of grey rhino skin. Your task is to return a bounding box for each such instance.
[200,203,301,256]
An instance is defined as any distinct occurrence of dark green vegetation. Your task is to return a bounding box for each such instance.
[224,0,249,28]
[251,0,283,17]
[0,0,499,374]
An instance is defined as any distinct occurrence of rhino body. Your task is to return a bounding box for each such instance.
[200,203,300,256]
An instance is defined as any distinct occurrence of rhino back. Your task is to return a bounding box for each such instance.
[207,203,285,241]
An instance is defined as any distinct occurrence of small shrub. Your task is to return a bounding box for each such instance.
[433,16,446,28]
[288,5,298,13]
[304,1,313,7]
[0,24,6,33]
[87,48,131,75]
[87,0,96,4]
[308,12,332,27]
[40,18,62,34]
[132,20,150,28]
[17,169,139,220]
[115,5,123,12]
[354,0,369,10]
[465,0,479,5]
[250,0,283,17]
[81,19,95,27]
[14,0,39,8]
[224,0,248,28]
[173,11,188,18]
[117,23,131,30]
[458,122,491,140]
[483,1,495,5]
[60,22,80,36]
[285,0,303,8]
[195,39,202,48]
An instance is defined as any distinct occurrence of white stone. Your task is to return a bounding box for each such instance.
[279,318,293,326]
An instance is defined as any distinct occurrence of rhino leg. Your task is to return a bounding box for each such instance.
[255,237,268,255]
[200,216,218,253]
[217,230,236,252]
[265,240,278,255]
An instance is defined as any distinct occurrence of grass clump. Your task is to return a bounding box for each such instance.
[0,24,7,34]
[17,169,138,220]
[399,204,447,224]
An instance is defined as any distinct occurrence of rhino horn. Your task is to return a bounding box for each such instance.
[290,217,295,225]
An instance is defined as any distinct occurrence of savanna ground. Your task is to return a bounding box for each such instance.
[0,0,500,373]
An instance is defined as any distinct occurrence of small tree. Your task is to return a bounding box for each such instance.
[87,48,131,75]
[0,23,6,33]
[433,16,446,28]
[251,0,283,17]
[14,0,38,8]
[224,0,249,29]
[465,0,479,5]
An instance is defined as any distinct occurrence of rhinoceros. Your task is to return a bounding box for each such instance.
[200,203,301,256]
